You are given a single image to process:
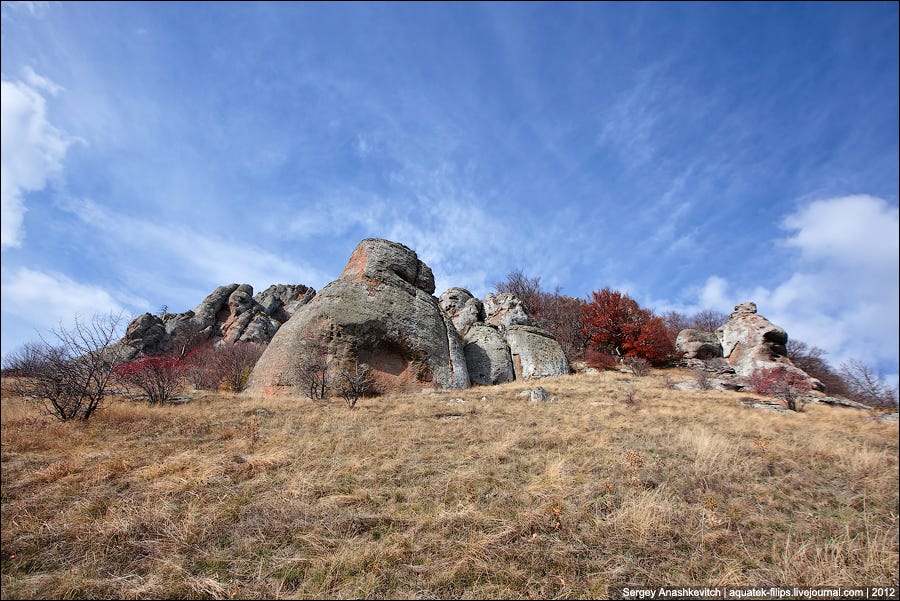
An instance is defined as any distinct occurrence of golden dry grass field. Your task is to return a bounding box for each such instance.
[1,370,897,599]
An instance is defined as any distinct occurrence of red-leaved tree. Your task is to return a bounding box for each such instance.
[581,288,675,365]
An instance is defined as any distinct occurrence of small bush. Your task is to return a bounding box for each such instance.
[692,368,713,390]
[184,342,265,392]
[8,313,128,421]
[291,338,333,400]
[338,362,375,409]
[115,356,185,404]
[584,349,619,371]
[749,366,812,412]
[218,342,266,392]
[624,356,652,377]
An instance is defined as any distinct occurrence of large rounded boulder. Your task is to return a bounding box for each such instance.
[676,329,723,360]
[716,302,823,390]
[246,239,469,394]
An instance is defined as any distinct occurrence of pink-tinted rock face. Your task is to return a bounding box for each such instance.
[716,302,823,391]
[121,283,314,356]
[246,239,469,395]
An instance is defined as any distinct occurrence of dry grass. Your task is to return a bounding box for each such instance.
[1,370,897,599]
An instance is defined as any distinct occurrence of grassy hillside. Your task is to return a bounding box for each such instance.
[1,370,897,599]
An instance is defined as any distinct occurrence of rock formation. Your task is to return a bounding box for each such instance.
[121,283,314,358]
[439,287,569,384]
[505,325,570,380]
[246,239,469,394]
[482,292,530,332]
[715,302,823,390]
[675,329,723,360]
[439,287,484,336]
[462,324,516,385]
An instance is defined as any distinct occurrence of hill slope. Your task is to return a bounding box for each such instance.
[1,370,897,598]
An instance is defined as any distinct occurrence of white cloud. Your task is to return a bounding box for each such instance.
[658,196,899,381]
[63,198,329,293]
[0,267,126,329]
[22,66,62,96]
[1,72,71,248]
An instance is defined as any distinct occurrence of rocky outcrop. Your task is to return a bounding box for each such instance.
[676,329,723,359]
[505,325,570,380]
[121,283,314,356]
[439,288,484,336]
[246,239,469,394]
[463,324,515,385]
[483,292,530,332]
[438,287,569,384]
[716,302,823,391]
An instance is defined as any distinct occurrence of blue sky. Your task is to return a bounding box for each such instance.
[2,2,898,383]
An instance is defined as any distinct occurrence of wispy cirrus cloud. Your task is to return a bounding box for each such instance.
[1,70,72,249]
[61,198,329,300]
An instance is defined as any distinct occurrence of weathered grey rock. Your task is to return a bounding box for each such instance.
[529,386,553,402]
[253,284,315,323]
[439,288,484,336]
[121,282,314,357]
[190,284,241,336]
[716,302,824,391]
[505,324,569,380]
[123,313,167,355]
[339,237,435,294]
[676,329,723,359]
[483,292,530,332]
[463,324,515,385]
[247,239,468,394]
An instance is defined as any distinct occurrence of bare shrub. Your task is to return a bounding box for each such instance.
[621,385,640,407]
[218,342,266,392]
[787,339,849,396]
[749,366,812,412]
[10,313,128,421]
[496,270,588,360]
[183,341,265,392]
[115,356,185,404]
[692,367,713,390]
[690,309,727,332]
[292,339,333,400]
[839,359,898,408]
[167,320,207,360]
[1,342,46,377]
[184,343,225,390]
[338,362,375,409]
[624,356,651,377]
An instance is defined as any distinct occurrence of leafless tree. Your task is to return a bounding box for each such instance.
[167,320,207,360]
[10,313,128,421]
[292,338,333,400]
[218,342,266,392]
[495,269,544,315]
[338,362,375,409]
[184,343,224,390]
[840,359,898,408]
[495,270,588,360]
[1,342,46,377]
[661,310,693,336]
[786,339,849,396]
